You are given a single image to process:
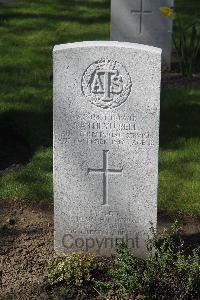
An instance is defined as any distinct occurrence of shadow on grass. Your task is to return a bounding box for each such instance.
[0,106,52,151]
[160,88,200,150]
[0,125,31,170]
[0,12,110,25]
[0,146,53,202]
[0,0,110,25]
[0,103,53,201]
[0,0,110,203]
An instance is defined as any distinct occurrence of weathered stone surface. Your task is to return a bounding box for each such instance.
[53,41,161,257]
[111,0,174,69]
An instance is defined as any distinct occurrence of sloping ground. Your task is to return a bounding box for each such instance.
[0,199,200,299]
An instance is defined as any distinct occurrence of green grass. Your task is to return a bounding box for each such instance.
[0,0,199,213]
[0,148,53,201]
[0,0,110,203]
[175,0,200,24]
[159,88,200,213]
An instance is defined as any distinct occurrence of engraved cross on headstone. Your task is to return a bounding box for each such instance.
[131,0,153,34]
[87,150,123,205]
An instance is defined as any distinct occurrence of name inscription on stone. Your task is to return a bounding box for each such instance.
[57,112,154,147]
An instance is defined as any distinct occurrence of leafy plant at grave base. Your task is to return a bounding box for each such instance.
[46,251,110,299]
[46,223,200,299]
[106,242,140,296]
[97,221,200,299]
[160,7,200,77]
[47,252,104,287]
[94,242,142,300]
[137,221,200,299]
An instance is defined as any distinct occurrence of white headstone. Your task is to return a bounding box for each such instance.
[111,0,174,69]
[54,41,161,258]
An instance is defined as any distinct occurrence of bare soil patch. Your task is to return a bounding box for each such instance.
[0,199,200,299]
[0,199,53,299]
[162,73,200,89]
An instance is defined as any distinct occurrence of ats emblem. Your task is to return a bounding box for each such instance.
[81,58,132,109]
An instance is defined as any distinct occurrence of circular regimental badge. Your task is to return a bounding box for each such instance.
[81,58,132,109]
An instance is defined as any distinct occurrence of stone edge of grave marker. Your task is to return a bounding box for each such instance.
[53,41,162,55]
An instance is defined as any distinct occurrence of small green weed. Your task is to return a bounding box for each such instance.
[47,252,100,287]
[46,252,109,299]
[141,222,200,299]
[46,223,200,299]
[108,242,140,295]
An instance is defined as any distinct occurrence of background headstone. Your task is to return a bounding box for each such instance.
[54,41,161,258]
[110,0,174,69]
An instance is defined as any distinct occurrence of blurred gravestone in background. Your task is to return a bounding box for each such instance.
[111,0,174,69]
